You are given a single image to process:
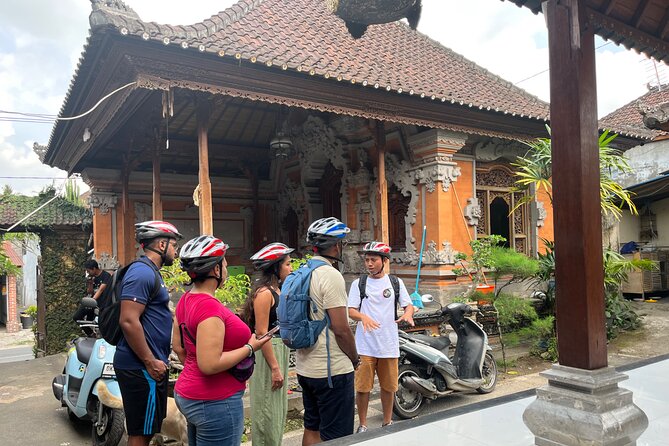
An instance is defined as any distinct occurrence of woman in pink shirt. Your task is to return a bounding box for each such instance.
[172,235,270,446]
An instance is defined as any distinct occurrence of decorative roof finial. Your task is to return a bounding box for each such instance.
[90,0,141,28]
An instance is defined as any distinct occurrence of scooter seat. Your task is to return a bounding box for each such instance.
[410,333,450,352]
[75,337,97,365]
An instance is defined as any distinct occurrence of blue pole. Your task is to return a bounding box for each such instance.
[411,226,427,308]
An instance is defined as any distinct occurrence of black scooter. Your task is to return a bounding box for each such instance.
[393,302,497,419]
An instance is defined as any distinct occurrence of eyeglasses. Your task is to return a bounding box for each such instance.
[168,241,179,250]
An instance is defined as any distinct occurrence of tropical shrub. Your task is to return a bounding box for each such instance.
[494,293,538,333]
[215,273,251,310]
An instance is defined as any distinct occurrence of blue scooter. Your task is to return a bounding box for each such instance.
[52,297,125,446]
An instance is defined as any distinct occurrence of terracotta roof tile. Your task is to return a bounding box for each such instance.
[94,0,549,120]
[2,241,23,267]
[599,86,669,141]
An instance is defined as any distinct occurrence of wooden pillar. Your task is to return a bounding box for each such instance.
[376,121,389,245]
[120,167,132,265]
[152,149,163,221]
[197,100,213,235]
[547,0,607,370]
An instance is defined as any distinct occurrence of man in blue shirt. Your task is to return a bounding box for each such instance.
[114,220,182,446]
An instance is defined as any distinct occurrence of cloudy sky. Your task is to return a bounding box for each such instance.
[1,0,666,196]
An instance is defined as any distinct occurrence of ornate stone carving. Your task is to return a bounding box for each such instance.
[95,252,120,271]
[277,180,309,243]
[342,246,366,274]
[474,137,526,162]
[423,240,457,264]
[464,197,481,226]
[639,99,669,132]
[89,191,118,215]
[413,158,461,192]
[535,201,547,228]
[33,143,47,162]
[476,168,516,188]
[134,202,152,223]
[476,191,487,235]
[382,154,418,253]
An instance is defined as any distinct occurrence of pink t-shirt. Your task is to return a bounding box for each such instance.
[174,292,251,400]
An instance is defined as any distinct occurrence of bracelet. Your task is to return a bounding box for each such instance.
[244,343,254,358]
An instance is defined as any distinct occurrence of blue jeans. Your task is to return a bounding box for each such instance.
[174,391,244,446]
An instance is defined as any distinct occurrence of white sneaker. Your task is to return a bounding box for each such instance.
[356,425,368,433]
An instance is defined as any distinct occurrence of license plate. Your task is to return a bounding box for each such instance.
[102,363,115,377]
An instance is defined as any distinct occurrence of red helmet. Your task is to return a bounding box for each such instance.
[362,241,392,258]
[250,243,294,270]
[135,220,182,243]
[179,235,229,277]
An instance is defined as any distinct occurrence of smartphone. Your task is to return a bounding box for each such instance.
[257,324,280,340]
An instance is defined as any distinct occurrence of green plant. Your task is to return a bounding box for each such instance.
[0,236,21,276]
[452,235,506,286]
[513,127,637,219]
[63,179,85,206]
[215,274,251,309]
[516,316,557,361]
[489,247,539,298]
[24,305,38,318]
[602,250,654,339]
[160,259,191,294]
[530,239,556,316]
[290,254,312,270]
[494,293,538,333]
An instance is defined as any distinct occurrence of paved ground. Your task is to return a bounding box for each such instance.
[1,297,667,445]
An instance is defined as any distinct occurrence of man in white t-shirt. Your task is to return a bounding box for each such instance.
[348,241,414,432]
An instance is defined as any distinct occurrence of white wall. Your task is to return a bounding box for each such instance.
[651,198,669,247]
[615,140,669,188]
[619,211,640,245]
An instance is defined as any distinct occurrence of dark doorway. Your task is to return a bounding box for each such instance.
[320,162,342,219]
[283,209,299,251]
[489,197,511,247]
[388,186,409,251]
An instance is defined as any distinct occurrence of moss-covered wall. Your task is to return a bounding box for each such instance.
[41,228,90,355]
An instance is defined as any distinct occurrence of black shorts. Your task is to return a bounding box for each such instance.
[116,368,168,436]
[298,372,355,441]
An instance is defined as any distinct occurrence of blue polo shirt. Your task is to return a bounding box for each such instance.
[113,257,172,370]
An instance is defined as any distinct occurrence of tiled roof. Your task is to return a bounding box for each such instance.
[0,191,92,230]
[87,0,549,121]
[2,241,23,267]
[599,86,669,141]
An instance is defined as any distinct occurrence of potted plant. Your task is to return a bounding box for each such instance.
[20,304,37,329]
[452,235,506,304]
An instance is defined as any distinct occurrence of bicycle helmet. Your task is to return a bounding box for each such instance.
[179,235,229,278]
[306,217,350,249]
[135,220,182,243]
[362,241,392,258]
[251,243,294,270]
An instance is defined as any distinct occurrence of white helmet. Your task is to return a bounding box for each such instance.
[306,217,350,249]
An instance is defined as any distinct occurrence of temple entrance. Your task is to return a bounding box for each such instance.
[388,185,409,251]
[283,209,299,252]
[320,162,342,220]
[490,197,511,247]
[476,165,530,253]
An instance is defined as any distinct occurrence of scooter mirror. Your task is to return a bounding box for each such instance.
[421,294,434,303]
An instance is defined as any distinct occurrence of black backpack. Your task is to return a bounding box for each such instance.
[358,274,401,320]
[98,258,162,345]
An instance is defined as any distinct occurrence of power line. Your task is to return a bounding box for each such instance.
[515,41,613,85]
[0,176,70,180]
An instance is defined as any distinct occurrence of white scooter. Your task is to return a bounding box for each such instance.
[393,301,497,419]
[52,297,125,446]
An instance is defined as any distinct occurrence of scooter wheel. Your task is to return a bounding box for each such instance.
[476,352,497,394]
[393,364,425,419]
[93,405,125,446]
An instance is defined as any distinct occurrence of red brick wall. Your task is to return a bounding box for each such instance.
[6,275,20,333]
